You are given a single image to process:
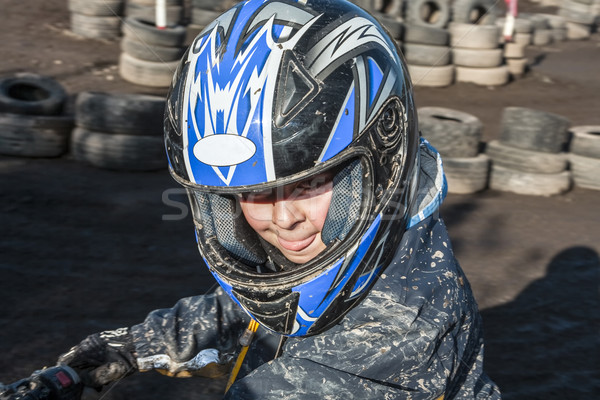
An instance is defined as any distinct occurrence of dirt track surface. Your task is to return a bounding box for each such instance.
[1,1,599,399]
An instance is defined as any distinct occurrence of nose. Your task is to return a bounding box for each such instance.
[272,199,305,230]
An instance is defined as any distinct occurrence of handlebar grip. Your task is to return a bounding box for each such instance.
[0,365,83,400]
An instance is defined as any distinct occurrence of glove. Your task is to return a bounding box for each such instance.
[57,327,138,390]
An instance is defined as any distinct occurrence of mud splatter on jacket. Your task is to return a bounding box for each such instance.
[131,140,501,399]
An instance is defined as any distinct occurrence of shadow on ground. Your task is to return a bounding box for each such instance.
[482,246,600,399]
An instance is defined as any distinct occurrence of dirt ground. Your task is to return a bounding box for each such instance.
[0,1,599,399]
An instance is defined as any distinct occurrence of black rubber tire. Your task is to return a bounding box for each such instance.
[503,43,526,58]
[496,17,534,33]
[443,154,490,194]
[569,154,600,190]
[191,8,223,27]
[565,21,592,40]
[71,127,167,171]
[125,3,184,25]
[0,73,67,116]
[449,22,500,49]
[418,107,483,157]
[499,107,571,154]
[558,7,596,25]
[75,92,166,136]
[130,0,182,5]
[381,0,404,17]
[407,64,454,87]
[0,112,73,157]
[505,58,528,78]
[120,36,185,62]
[513,32,532,45]
[118,52,179,87]
[561,0,597,14]
[455,65,510,86]
[451,0,498,25]
[191,0,241,12]
[532,29,554,46]
[402,23,449,45]
[402,43,451,66]
[485,140,568,174]
[489,165,571,196]
[518,13,550,30]
[67,0,124,16]
[568,126,600,158]
[122,17,186,47]
[452,48,503,67]
[374,13,404,40]
[405,0,451,29]
[552,27,568,42]
[70,12,122,40]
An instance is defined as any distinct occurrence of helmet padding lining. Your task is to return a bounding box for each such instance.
[193,192,267,265]
[321,159,363,245]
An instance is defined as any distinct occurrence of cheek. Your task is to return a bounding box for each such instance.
[307,190,333,230]
[240,201,271,232]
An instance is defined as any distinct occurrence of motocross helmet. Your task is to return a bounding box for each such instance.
[164,0,420,337]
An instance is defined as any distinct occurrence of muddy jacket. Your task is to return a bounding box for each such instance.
[131,141,501,399]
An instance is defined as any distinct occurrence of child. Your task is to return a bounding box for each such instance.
[59,0,501,398]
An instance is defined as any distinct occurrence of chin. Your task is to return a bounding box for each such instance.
[284,253,313,265]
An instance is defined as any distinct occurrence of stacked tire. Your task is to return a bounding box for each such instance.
[403,24,454,87]
[125,0,185,26]
[71,92,167,171]
[519,13,553,46]
[495,17,533,79]
[510,18,534,46]
[593,0,600,29]
[451,0,498,25]
[0,73,73,158]
[119,17,186,88]
[418,107,488,194]
[374,13,405,44]
[537,13,569,42]
[502,42,528,79]
[449,22,509,86]
[487,107,572,196]
[568,126,600,191]
[558,0,597,40]
[349,0,382,14]
[404,0,451,29]
[190,0,242,35]
[68,0,124,40]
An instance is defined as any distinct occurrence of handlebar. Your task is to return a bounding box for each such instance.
[0,365,83,400]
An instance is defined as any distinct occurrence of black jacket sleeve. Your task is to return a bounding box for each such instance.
[130,287,249,374]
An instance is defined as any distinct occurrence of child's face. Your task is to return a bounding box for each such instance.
[239,172,334,264]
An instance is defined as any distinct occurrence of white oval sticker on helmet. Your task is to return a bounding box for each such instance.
[192,133,257,166]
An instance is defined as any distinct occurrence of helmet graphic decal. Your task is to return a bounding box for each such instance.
[310,16,400,163]
[318,82,355,162]
[367,57,384,107]
[182,1,321,186]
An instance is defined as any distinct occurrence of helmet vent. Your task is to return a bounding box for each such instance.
[275,51,318,127]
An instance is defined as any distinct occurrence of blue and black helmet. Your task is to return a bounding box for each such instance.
[165,0,420,337]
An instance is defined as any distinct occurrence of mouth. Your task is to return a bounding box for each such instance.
[277,234,317,252]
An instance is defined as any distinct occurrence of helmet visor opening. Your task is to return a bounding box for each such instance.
[188,157,370,278]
